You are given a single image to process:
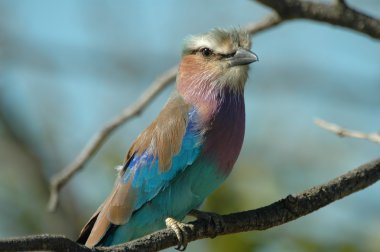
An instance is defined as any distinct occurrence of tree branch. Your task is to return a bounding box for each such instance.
[0,235,90,252]
[256,0,380,39]
[3,157,379,251]
[47,14,283,212]
[314,118,380,145]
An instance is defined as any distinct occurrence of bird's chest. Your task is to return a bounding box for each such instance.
[199,96,245,175]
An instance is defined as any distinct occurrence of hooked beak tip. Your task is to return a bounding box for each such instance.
[254,53,259,62]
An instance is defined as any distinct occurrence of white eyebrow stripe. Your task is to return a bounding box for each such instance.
[183,28,250,55]
[190,37,216,51]
[189,40,235,55]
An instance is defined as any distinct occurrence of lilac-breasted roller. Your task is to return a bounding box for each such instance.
[77,28,258,249]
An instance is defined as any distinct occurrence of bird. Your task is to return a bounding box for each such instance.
[77,28,258,250]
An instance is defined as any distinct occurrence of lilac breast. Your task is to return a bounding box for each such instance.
[202,89,245,175]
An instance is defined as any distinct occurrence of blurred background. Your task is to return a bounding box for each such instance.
[1,0,380,251]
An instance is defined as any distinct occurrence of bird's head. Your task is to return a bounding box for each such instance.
[177,28,258,96]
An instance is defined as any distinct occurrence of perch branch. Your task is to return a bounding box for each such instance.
[2,157,379,251]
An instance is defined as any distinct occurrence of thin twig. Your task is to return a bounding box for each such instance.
[48,14,284,212]
[314,118,380,145]
[244,13,283,35]
[2,157,380,251]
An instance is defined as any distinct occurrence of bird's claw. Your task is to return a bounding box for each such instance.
[189,209,224,238]
[165,217,194,251]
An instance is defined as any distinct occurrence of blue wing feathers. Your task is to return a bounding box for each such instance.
[120,107,202,212]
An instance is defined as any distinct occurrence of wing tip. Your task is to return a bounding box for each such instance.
[77,212,99,245]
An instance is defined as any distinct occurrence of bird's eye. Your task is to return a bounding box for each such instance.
[200,48,213,57]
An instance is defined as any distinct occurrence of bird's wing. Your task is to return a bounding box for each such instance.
[80,94,203,246]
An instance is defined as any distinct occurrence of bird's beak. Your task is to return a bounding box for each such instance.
[228,48,258,67]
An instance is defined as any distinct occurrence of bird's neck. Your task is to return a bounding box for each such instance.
[177,72,244,123]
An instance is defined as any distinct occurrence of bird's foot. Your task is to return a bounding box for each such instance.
[165,217,194,251]
[189,209,224,238]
